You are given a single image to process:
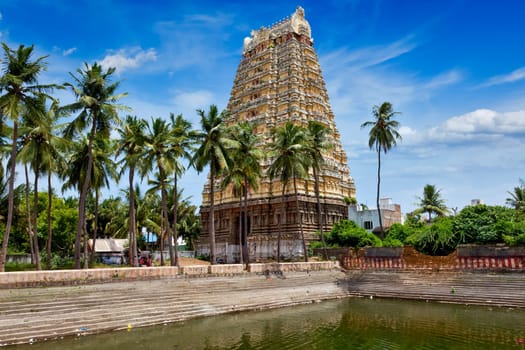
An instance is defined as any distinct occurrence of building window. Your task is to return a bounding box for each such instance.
[364,221,373,230]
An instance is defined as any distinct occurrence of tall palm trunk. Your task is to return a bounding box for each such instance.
[172,175,179,267]
[238,196,243,265]
[83,208,89,269]
[32,162,42,270]
[129,167,138,267]
[243,178,250,266]
[376,148,384,238]
[313,167,327,259]
[277,182,286,263]
[293,176,307,262]
[209,166,216,265]
[159,215,165,266]
[0,121,19,272]
[89,190,99,264]
[159,168,173,266]
[24,164,35,264]
[46,170,53,270]
[75,120,96,269]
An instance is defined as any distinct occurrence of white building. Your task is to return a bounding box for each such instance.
[348,198,403,233]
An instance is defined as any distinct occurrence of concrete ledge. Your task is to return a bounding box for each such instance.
[0,267,179,288]
[0,261,337,288]
[209,264,244,274]
[248,261,335,273]
[179,265,209,275]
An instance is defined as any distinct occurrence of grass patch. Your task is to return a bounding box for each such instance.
[5,262,36,272]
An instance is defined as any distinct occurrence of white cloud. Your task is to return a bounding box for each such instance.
[62,47,77,56]
[99,47,157,73]
[321,38,461,131]
[171,90,216,123]
[481,66,525,87]
[396,108,525,148]
[423,70,462,89]
[442,108,525,134]
[321,35,417,72]
[154,12,235,71]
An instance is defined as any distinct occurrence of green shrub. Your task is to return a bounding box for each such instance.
[385,223,412,244]
[5,262,35,272]
[383,237,403,247]
[453,205,519,244]
[326,220,382,248]
[309,241,324,250]
[407,216,457,255]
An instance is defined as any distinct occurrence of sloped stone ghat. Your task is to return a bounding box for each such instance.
[0,269,349,346]
[1,269,524,346]
[342,270,525,308]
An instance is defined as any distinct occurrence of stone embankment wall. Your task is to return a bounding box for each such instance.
[338,245,525,271]
[0,261,336,289]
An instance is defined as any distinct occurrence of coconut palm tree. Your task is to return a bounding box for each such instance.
[177,200,201,251]
[62,62,127,269]
[117,185,159,248]
[61,136,117,268]
[193,105,235,265]
[141,117,176,266]
[414,184,449,222]
[230,122,262,265]
[18,97,68,269]
[306,120,332,259]
[221,163,245,264]
[0,43,55,272]
[361,102,402,237]
[169,113,195,267]
[506,179,525,212]
[116,115,147,266]
[268,122,309,262]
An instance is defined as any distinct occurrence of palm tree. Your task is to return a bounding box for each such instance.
[221,162,245,264]
[268,122,309,262]
[0,43,55,272]
[176,196,201,251]
[61,136,117,268]
[18,97,67,270]
[306,120,332,259]
[116,115,147,267]
[414,184,449,222]
[141,117,176,266]
[88,139,117,265]
[506,179,525,212]
[117,185,159,249]
[62,62,127,269]
[361,102,402,237]
[193,105,235,265]
[169,113,195,267]
[230,122,262,265]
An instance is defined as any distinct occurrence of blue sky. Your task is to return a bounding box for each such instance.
[1,0,524,215]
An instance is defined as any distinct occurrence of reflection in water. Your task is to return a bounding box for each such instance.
[12,298,525,350]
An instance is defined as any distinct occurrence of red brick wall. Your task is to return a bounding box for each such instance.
[340,246,525,271]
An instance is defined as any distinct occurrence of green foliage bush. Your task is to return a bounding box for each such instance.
[382,237,404,247]
[385,223,411,242]
[309,240,324,250]
[325,220,382,248]
[452,205,522,244]
[406,216,457,255]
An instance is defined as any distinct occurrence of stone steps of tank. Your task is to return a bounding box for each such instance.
[0,272,338,315]
[343,271,525,307]
[0,271,347,346]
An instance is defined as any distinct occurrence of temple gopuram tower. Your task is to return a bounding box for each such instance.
[198,7,356,262]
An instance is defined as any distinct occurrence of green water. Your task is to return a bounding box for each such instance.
[11,298,525,349]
